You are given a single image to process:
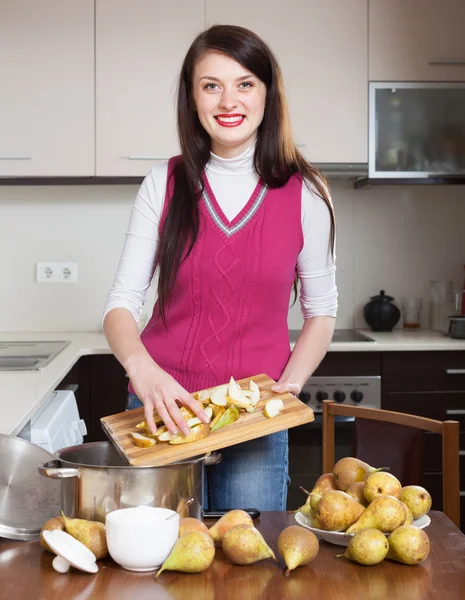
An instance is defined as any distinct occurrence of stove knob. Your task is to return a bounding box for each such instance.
[351,390,364,403]
[333,390,346,403]
[315,391,329,402]
[299,391,311,404]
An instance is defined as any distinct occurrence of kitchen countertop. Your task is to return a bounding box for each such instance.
[0,511,464,600]
[0,329,464,437]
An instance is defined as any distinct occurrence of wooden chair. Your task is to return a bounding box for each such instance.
[322,399,461,528]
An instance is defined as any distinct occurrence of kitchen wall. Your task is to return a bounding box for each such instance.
[0,181,464,332]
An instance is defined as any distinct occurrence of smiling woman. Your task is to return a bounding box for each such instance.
[103,25,338,512]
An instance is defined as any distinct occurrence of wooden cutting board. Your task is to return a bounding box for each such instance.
[100,373,314,466]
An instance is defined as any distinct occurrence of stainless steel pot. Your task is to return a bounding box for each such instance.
[38,442,221,522]
[448,315,465,339]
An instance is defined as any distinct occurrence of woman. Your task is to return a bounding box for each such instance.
[103,24,337,511]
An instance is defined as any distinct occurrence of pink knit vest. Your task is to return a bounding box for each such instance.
[131,158,303,393]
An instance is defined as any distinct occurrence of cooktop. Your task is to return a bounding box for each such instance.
[289,329,375,344]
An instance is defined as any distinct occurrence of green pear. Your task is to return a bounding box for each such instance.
[346,482,369,507]
[333,457,384,491]
[277,525,319,576]
[156,531,215,577]
[364,472,402,503]
[208,509,253,544]
[315,490,365,532]
[222,524,277,565]
[386,525,431,565]
[61,512,108,559]
[337,528,389,566]
[346,496,405,535]
[400,486,432,520]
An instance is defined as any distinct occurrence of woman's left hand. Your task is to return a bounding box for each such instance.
[271,381,301,396]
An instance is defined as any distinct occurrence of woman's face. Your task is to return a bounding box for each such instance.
[192,51,267,158]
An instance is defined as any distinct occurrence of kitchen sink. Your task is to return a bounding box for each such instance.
[0,341,70,371]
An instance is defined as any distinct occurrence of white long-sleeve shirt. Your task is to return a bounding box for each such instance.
[103,144,338,323]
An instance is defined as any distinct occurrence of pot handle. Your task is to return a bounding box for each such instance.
[38,460,81,479]
[203,452,222,466]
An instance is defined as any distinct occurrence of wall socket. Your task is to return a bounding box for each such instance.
[36,261,78,284]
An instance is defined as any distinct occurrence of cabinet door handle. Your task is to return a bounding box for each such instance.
[127,156,170,160]
[428,59,465,65]
[0,156,32,160]
[446,409,465,415]
[446,369,465,375]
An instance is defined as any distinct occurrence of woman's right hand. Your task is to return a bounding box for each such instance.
[126,355,209,436]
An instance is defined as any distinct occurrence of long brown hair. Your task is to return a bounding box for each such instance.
[156,24,335,326]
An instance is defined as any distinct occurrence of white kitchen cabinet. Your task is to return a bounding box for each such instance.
[96,0,205,176]
[0,1,94,177]
[206,0,368,164]
[369,0,465,81]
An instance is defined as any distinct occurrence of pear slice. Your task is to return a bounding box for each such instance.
[131,432,156,448]
[198,388,213,402]
[211,405,240,432]
[210,407,226,429]
[135,413,164,431]
[248,380,260,406]
[264,399,284,418]
[169,423,211,445]
[210,384,228,406]
[186,406,213,428]
[158,430,176,442]
[226,397,255,413]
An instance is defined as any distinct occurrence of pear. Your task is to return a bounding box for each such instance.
[386,525,431,565]
[61,512,108,559]
[346,495,405,535]
[40,516,65,553]
[364,472,402,503]
[346,482,369,507]
[310,474,338,502]
[400,486,432,519]
[210,405,240,432]
[333,457,383,491]
[308,508,323,529]
[401,502,414,526]
[222,524,277,565]
[179,517,210,538]
[208,509,253,544]
[337,528,389,566]
[277,525,319,576]
[315,490,365,532]
[169,423,211,444]
[156,530,215,577]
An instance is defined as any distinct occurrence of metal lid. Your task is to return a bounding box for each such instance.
[0,434,61,541]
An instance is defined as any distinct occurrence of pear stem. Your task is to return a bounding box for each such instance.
[299,486,312,497]
[335,553,345,559]
[284,568,291,577]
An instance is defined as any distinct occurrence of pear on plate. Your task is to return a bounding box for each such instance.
[346,482,369,507]
[333,457,384,492]
[401,502,414,525]
[156,530,215,577]
[315,490,365,532]
[61,512,108,559]
[278,525,319,576]
[386,525,431,565]
[346,495,405,535]
[364,472,402,502]
[400,486,432,519]
[208,509,253,544]
[222,524,277,565]
[310,473,338,499]
[337,528,389,566]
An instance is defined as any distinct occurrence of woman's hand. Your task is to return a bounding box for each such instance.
[271,381,301,396]
[126,355,209,436]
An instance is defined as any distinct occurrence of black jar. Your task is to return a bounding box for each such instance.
[363,290,401,332]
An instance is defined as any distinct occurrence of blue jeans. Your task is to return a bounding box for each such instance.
[126,393,290,511]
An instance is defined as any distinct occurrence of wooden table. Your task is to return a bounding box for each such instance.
[1,511,464,600]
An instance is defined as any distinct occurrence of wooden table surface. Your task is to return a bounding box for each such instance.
[1,511,464,600]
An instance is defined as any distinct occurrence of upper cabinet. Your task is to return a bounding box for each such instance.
[206,0,368,164]
[96,0,205,176]
[369,0,465,81]
[0,1,94,177]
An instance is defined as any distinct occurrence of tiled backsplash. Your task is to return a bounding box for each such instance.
[0,181,464,332]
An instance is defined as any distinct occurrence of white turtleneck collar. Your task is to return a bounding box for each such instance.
[207,142,256,176]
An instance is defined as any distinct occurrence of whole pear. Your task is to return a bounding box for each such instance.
[209,509,253,544]
[346,482,369,507]
[40,516,65,553]
[337,528,389,566]
[61,512,108,559]
[400,486,432,520]
[386,525,430,565]
[346,495,405,535]
[179,517,210,538]
[308,508,323,529]
[315,490,365,532]
[278,526,319,576]
[333,457,382,491]
[401,502,414,526]
[310,473,338,497]
[156,531,215,577]
[364,472,402,503]
[222,524,277,565]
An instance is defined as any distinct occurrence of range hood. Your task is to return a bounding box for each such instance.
[315,163,368,179]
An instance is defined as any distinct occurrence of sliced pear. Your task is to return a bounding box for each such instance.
[158,430,176,442]
[210,405,240,432]
[264,399,284,418]
[211,404,223,418]
[198,388,213,402]
[135,413,164,431]
[249,380,261,406]
[131,432,156,448]
[186,406,213,428]
[210,407,226,429]
[226,396,255,413]
[169,423,211,445]
[210,384,228,406]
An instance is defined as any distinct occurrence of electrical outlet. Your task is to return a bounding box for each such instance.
[36,262,78,284]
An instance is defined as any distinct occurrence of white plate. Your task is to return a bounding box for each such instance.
[294,512,431,547]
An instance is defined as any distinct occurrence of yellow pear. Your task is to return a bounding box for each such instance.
[208,509,253,544]
[364,472,402,503]
[346,482,369,507]
[346,495,406,535]
[400,486,432,519]
[179,517,210,538]
[306,474,338,509]
[401,502,414,525]
[333,457,383,491]
[156,531,215,577]
[386,525,430,565]
[278,526,319,576]
[337,528,389,566]
[222,524,277,565]
[40,516,65,553]
[61,512,108,559]
[315,490,365,532]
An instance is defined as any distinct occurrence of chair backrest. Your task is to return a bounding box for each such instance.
[322,400,460,528]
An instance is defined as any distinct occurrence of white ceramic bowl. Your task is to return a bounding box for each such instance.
[295,511,431,547]
[106,506,180,571]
